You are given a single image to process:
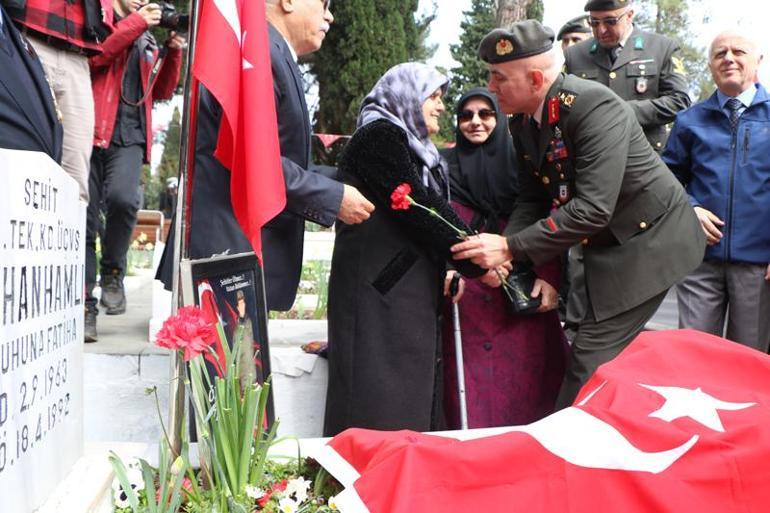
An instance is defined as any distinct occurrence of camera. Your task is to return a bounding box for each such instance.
[158,2,189,32]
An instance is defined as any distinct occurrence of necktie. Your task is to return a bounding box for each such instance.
[609,46,621,64]
[726,98,742,131]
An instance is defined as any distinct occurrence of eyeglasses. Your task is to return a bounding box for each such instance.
[321,0,331,11]
[458,109,496,122]
[588,10,630,27]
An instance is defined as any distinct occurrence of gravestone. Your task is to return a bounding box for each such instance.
[0,149,86,512]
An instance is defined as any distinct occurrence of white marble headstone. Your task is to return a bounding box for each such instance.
[0,150,85,512]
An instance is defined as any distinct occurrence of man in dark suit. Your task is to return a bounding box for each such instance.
[0,5,62,162]
[159,0,374,311]
[563,0,690,153]
[451,21,705,408]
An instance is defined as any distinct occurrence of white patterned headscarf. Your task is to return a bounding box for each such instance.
[357,62,449,195]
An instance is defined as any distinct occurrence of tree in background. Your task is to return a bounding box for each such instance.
[634,0,712,100]
[155,106,182,186]
[438,0,497,140]
[496,0,543,27]
[310,0,435,135]
[145,106,182,209]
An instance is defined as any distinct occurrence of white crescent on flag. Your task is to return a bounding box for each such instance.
[212,0,253,69]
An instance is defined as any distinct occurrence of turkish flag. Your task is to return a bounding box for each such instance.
[192,0,285,260]
[315,330,770,513]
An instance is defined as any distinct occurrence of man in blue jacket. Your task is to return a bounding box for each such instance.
[662,31,770,351]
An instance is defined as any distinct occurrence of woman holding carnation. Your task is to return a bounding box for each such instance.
[440,88,568,428]
[323,63,486,436]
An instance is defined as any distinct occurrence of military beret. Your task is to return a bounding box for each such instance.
[584,0,629,11]
[557,15,591,40]
[478,20,555,64]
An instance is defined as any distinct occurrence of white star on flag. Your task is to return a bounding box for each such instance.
[641,384,756,432]
[213,0,253,69]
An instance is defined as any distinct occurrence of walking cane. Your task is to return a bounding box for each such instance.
[450,274,469,430]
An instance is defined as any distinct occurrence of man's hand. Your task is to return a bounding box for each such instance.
[166,32,186,50]
[337,184,374,224]
[138,3,162,27]
[443,271,465,303]
[694,206,724,246]
[450,233,512,269]
[765,263,770,281]
[531,278,558,313]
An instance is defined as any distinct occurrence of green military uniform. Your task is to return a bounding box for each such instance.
[564,27,690,152]
[478,21,705,407]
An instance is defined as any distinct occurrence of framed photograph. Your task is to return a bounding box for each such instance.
[181,252,274,426]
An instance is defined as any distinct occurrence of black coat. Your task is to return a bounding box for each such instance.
[0,6,62,162]
[158,24,343,311]
[323,120,485,436]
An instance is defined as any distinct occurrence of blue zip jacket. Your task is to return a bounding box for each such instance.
[662,84,770,265]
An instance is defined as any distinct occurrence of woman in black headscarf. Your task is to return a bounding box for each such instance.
[440,88,567,428]
[323,64,485,436]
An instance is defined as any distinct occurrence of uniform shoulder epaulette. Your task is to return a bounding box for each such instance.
[557,89,579,109]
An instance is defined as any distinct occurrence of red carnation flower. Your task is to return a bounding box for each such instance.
[390,183,413,210]
[155,306,219,361]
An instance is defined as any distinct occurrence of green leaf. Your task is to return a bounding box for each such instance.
[108,452,142,512]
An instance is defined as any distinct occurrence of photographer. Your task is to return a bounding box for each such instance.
[84,0,183,342]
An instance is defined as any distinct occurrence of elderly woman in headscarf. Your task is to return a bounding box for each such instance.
[440,88,567,428]
[323,63,485,436]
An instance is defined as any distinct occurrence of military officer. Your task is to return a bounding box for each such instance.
[557,15,592,51]
[564,0,690,152]
[451,20,705,408]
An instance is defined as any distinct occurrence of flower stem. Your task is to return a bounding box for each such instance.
[409,201,468,239]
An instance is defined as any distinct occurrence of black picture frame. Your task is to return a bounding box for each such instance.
[182,252,274,427]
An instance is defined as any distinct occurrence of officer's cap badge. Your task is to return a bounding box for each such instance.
[496,39,514,56]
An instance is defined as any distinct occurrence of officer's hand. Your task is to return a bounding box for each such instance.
[765,263,770,282]
[166,32,186,50]
[531,278,558,313]
[451,233,511,269]
[139,3,162,27]
[443,271,465,303]
[693,206,724,246]
[337,184,375,225]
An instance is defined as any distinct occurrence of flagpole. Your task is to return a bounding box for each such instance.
[168,0,203,456]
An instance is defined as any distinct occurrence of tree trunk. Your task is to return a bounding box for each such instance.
[496,0,532,27]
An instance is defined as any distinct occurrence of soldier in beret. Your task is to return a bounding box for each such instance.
[451,20,705,408]
[557,15,592,51]
[564,1,690,153]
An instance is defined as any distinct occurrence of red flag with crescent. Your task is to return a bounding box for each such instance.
[315,330,770,513]
[192,0,285,261]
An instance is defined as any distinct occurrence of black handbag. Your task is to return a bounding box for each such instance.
[503,266,541,315]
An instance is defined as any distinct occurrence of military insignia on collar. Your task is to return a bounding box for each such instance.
[558,90,578,108]
[496,39,514,56]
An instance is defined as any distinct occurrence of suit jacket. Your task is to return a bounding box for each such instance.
[0,6,62,162]
[564,27,690,152]
[504,73,705,322]
[158,24,343,311]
